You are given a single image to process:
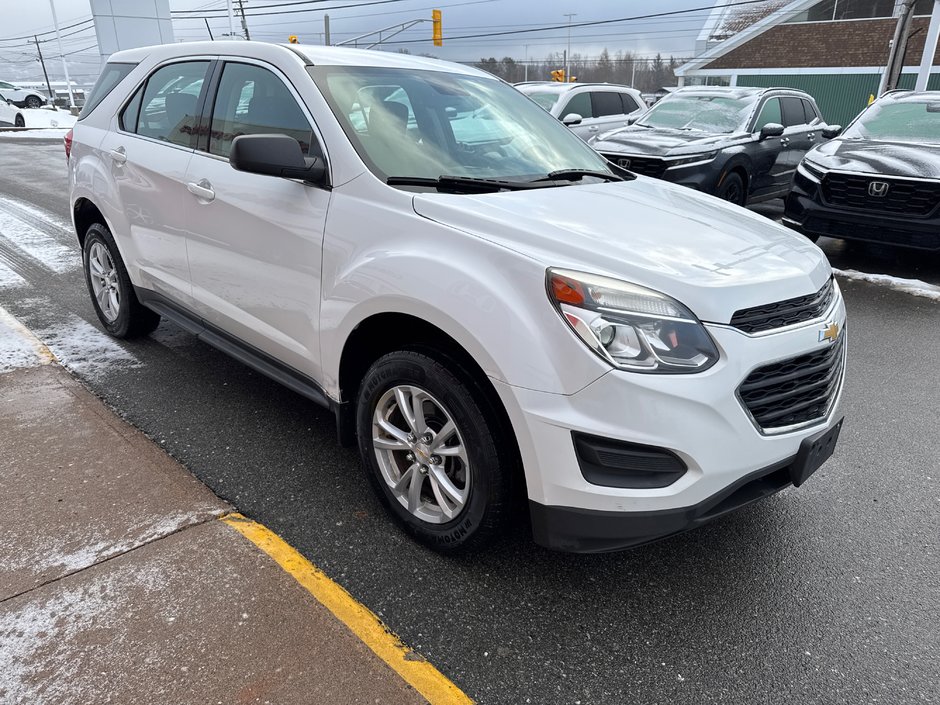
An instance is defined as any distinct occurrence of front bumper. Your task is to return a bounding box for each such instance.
[492,290,847,552]
[785,173,940,251]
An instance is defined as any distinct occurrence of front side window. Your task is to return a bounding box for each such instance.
[637,94,758,133]
[561,92,592,119]
[0,81,15,89]
[843,100,940,144]
[753,98,782,131]
[311,66,610,182]
[208,62,316,159]
[133,61,209,148]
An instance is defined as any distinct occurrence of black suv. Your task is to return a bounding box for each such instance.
[785,90,940,251]
[591,86,835,206]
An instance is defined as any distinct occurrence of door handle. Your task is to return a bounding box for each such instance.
[781,137,790,145]
[807,133,816,140]
[187,179,215,202]
[588,126,599,132]
[109,147,126,165]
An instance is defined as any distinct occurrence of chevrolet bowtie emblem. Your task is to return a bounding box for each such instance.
[818,322,840,343]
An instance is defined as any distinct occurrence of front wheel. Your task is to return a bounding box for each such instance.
[356,349,514,552]
[82,223,161,338]
[25,95,43,109]
[716,171,747,206]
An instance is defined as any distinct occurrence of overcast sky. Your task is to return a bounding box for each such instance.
[0,0,717,84]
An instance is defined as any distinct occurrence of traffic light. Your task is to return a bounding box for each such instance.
[432,9,443,47]
[288,35,299,44]
[551,69,565,82]
[568,75,577,82]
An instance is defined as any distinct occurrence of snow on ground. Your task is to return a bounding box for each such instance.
[0,196,72,233]
[0,309,45,372]
[0,102,76,129]
[0,209,79,272]
[834,268,940,302]
[34,314,140,380]
[0,128,70,139]
[0,260,25,289]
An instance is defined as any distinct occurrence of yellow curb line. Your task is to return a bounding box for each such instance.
[221,513,474,705]
[0,305,56,365]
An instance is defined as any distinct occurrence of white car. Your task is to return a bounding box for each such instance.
[0,81,47,109]
[0,99,75,129]
[515,81,645,141]
[67,42,846,552]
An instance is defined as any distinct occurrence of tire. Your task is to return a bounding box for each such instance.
[14,114,24,128]
[356,349,515,552]
[24,95,42,109]
[82,222,160,338]
[716,171,747,206]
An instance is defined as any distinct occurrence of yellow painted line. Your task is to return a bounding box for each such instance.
[0,305,56,365]
[221,513,474,705]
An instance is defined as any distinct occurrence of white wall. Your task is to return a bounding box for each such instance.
[91,0,174,63]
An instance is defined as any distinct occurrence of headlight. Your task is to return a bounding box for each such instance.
[547,269,719,374]
[665,151,719,168]
[796,159,825,183]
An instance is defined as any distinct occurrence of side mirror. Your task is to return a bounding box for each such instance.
[561,113,583,126]
[821,125,842,139]
[625,114,641,125]
[759,122,784,140]
[229,134,328,187]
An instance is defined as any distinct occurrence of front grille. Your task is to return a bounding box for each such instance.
[739,333,845,433]
[730,278,835,334]
[803,215,940,251]
[821,173,940,217]
[603,154,667,179]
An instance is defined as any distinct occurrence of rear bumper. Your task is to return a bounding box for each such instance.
[785,177,940,251]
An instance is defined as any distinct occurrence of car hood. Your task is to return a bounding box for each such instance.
[807,138,940,179]
[591,126,742,156]
[412,178,830,324]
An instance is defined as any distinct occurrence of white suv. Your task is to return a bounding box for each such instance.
[67,42,846,552]
[515,81,645,141]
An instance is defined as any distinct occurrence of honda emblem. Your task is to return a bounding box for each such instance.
[868,181,889,197]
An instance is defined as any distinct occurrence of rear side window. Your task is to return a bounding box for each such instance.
[592,91,624,117]
[621,93,641,113]
[781,97,808,127]
[561,92,592,119]
[78,62,136,120]
[128,61,209,148]
[208,62,315,159]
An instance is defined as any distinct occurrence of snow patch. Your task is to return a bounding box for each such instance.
[0,196,72,233]
[0,316,41,372]
[834,268,940,302]
[35,315,140,380]
[0,128,71,139]
[0,260,25,289]
[0,210,79,272]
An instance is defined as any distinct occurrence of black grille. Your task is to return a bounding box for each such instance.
[730,278,835,334]
[821,173,940,217]
[739,334,845,432]
[603,154,667,179]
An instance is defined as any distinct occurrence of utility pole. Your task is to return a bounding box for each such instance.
[33,35,54,101]
[524,44,528,81]
[880,0,916,94]
[324,14,331,45]
[48,0,74,109]
[205,18,214,40]
[563,13,576,84]
[235,0,250,40]
[915,0,940,92]
[226,0,236,38]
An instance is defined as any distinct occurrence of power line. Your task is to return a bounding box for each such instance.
[0,18,93,44]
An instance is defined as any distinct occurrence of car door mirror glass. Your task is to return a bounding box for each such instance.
[562,113,583,126]
[759,122,784,140]
[821,125,843,139]
[229,134,328,186]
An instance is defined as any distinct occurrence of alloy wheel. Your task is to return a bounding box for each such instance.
[88,241,120,323]
[371,384,471,524]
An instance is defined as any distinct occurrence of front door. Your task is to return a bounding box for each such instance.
[749,97,790,198]
[183,60,330,379]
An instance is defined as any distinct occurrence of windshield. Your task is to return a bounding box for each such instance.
[520,89,561,112]
[843,100,940,144]
[636,94,757,133]
[310,66,610,183]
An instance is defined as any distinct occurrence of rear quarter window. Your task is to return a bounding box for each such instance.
[78,62,137,120]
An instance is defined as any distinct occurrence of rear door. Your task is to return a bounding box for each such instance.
[97,59,211,306]
[781,95,815,172]
[182,59,330,379]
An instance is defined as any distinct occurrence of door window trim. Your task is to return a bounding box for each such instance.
[195,56,331,180]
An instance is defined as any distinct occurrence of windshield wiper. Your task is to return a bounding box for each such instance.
[386,175,552,192]
[533,169,625,183]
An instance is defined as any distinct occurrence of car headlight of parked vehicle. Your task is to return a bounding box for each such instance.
[547,269,719,373]
[796,159,826,183]
[665,151,719,168]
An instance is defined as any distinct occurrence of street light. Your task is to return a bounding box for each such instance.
[563,13,576,85]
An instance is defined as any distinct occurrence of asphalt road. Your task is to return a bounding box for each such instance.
[1,139,938,705]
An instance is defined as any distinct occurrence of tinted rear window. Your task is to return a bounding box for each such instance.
[79,62,137,120]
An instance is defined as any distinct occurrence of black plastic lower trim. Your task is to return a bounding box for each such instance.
[530,455,799,553]
[573,432,687,489]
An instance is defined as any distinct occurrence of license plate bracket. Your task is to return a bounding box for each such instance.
[791,417,843,487]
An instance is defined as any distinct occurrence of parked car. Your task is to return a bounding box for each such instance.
[0,80,47,109]
[515,81,645,141]
[591,86,834,206]
[68,42,846,553]
[0,98,75,128]
[784,90,940,251]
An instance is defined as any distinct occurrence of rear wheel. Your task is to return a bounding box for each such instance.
[356,349,514,552]
[24,95,42,109]
[716,171,747,206]
[82,223,160,338]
